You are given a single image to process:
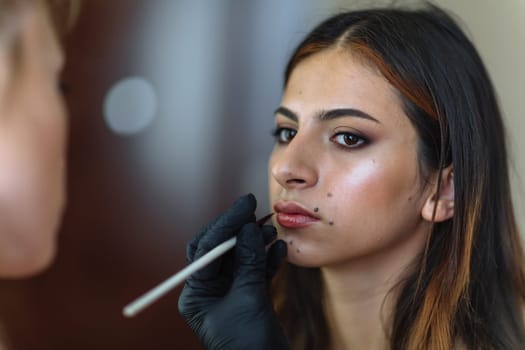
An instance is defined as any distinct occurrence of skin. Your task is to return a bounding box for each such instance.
[0,2,67,278]
[268,48,454,349]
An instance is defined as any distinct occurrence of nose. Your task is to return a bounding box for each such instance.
[270,136,318,190]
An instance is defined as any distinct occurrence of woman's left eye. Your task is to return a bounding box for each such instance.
[331,132,367,148]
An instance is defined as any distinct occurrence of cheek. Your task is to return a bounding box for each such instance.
[29,94,68,199]
[0,108,66,233]
[330,160,391,205]
[268,154,279,196]
[325,156,421,237]
[38,90,68,157]
[336,154,418,203]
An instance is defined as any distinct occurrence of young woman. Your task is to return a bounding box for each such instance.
[179,4,525,350]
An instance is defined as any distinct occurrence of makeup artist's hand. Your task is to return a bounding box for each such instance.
[178,194,289,350]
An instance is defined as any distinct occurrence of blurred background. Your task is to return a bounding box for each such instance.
[0,0,523,349]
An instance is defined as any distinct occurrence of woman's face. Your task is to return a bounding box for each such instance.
[0,4,67,277]
[269,49,433,268]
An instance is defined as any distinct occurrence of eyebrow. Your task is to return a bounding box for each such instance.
[274,106,380,124]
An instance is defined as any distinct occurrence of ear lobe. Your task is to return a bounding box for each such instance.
[421,165,454,222]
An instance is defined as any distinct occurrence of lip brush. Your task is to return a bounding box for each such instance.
[122,213,274,318]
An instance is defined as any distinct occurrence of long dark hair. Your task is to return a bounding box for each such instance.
[272,4,525,349]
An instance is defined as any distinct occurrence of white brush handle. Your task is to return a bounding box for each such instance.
[122,236,237,317]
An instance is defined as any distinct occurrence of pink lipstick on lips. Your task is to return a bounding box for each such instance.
[273,201,320,228]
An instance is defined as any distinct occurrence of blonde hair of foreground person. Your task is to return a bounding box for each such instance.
[0,0,79,279]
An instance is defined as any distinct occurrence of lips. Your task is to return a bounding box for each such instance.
[273,201,320,228]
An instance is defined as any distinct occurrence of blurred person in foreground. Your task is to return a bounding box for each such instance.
[0,0,78,347]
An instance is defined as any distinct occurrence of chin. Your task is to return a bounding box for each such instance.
[0,242,57,279]
[286,252,323,268]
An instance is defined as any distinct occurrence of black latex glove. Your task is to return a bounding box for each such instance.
[178,194,289,350]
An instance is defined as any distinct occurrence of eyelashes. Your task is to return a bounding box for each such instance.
[331,132,368,148]
[271,127,296,144]
[271,126,368,149]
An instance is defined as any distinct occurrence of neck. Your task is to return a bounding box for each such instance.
[321,223,430,350]
[322,265,399,350]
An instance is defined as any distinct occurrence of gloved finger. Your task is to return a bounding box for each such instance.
[259,224,278,245]
[266,240,287,280]
[233,222,266,285]
[186,193,257,263]
[189,194,257,281]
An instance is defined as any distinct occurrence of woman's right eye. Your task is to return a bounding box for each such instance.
[271,127,297,144]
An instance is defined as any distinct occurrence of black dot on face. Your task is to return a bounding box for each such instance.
[289,240,294,245]
[327,192,333,197]
[329,221,334,226]
[296,249,301,253]
[313,207,319,212]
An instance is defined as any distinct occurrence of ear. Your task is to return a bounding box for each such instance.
[421,165,454,222]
